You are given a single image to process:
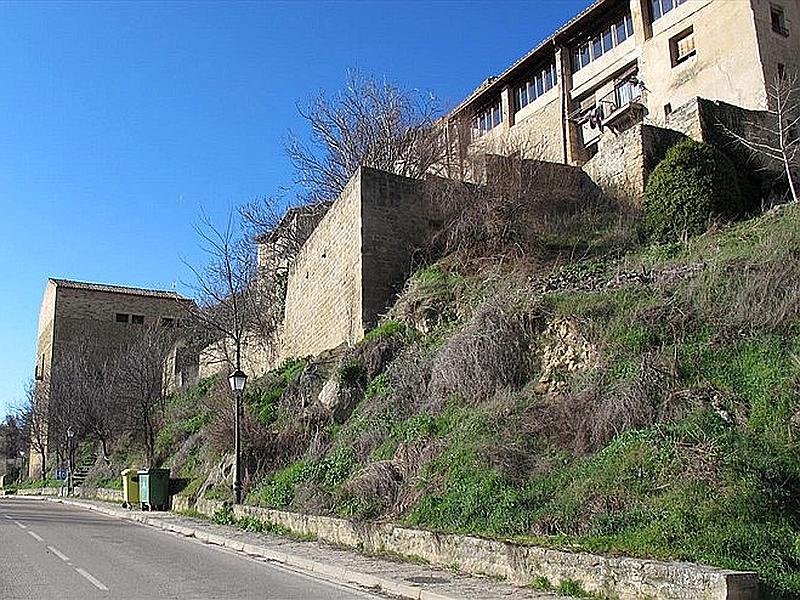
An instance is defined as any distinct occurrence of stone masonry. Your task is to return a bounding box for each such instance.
[31,279,197,476]
[279,167,439,361]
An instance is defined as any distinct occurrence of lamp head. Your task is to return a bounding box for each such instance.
[228,369,248,392]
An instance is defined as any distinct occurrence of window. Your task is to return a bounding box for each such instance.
[602,29,614,53]
[131,314,144,325]
[472,99,503,137]
[573,43,591,70]
[515,62,558,110]
[572,13,634,72]
[771,5,789,36]
[615,78,641,109]
[670,27,696,66]
[592,36,604,60]
[651,0,687,22]
[778,63,786,79]
[115,313,129,323]
[664,103,673,118]
[161,317,175,328]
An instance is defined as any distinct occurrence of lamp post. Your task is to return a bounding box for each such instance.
[18,450,25,484]
[228,368,247,504]
[66,427,74,496]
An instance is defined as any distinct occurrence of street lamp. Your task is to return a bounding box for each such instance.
[18,450,25,484]
[228,369,247,504]
[66,427,74,496]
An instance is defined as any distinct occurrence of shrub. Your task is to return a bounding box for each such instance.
[644,139,744,242]
[337,359,364,386]
[247,357,308,425]
[250,460,310,508]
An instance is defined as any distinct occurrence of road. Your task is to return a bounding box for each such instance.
[0,497,383,599]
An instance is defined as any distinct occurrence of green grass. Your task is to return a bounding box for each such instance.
[247,357,308,425]
[361,320,413,345]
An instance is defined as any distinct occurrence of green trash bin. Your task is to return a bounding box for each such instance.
[138,469,170,511]
[121,468,139,509]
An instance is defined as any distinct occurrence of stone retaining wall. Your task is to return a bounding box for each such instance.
[172,496,758,600]
[16,486,62,496]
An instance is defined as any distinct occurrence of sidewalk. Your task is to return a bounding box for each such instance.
[42,496,566,600]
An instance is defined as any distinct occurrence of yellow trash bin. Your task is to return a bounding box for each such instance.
[121,468,140,509]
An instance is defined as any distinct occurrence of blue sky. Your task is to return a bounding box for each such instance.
[0,0,588,417]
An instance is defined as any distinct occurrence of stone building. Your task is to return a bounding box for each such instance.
[31,278,197,476]
[203,0,797,377]
[443,0,798,202]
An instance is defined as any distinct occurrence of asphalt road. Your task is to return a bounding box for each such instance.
[0,497,383,600]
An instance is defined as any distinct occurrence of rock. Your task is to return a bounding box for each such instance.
[317,378,340,411]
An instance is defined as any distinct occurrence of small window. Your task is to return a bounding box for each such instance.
[670,27,696,66]
[592,36,604,60]
[778,63,786,79]
[131,314,144,325]
[771,5,789,36]
[115,313,129,323]
[616,19,629,44]
[579,43,591,68]
[602,28,614,53]
[651,0,687,22]
[664,103,673,118]
[472,98,503,137]
[535,73,544,97]
[161,317,175,328]
[615,78,641,108]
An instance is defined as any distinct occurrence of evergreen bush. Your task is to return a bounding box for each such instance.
[644,139,744,241]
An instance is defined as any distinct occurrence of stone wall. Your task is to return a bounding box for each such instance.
[582,122,686,207]
[280,172,365,359]
[752,0,800,87]
[280,167,437,361]
[360,168,438,330]
[696,98,787,200]
[176,496,758,600]
[53,286,188,358]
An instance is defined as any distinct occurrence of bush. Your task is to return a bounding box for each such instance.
[644,139,744,242]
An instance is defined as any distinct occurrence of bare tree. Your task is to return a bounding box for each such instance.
[183,210,268,373]
[115,324,178,468]
[17,381,48,480]
[725,72,800,203]
[286,70,444,203]
[0,414,25,481]
[240,193,329,265]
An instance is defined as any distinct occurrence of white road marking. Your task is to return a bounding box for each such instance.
[12,519,27,529]
[2,514,11,519]
[75,568,109,591]
[47,545,71,563]
[27,531,44,542]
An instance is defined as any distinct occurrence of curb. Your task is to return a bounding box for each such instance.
[42,497,457,600]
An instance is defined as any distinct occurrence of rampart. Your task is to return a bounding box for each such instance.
[280,167,438,360]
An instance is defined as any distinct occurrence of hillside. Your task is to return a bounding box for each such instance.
[88,202,800,597]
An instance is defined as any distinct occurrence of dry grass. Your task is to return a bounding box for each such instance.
[428,302,541,406]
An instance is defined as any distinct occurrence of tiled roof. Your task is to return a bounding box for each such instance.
[449,0,609,116]
[50,278,190,301]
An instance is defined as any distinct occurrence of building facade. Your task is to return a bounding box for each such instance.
[31,278,197,476]
[445,0,798,170]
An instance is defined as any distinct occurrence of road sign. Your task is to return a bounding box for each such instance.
[55,468,68,481]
